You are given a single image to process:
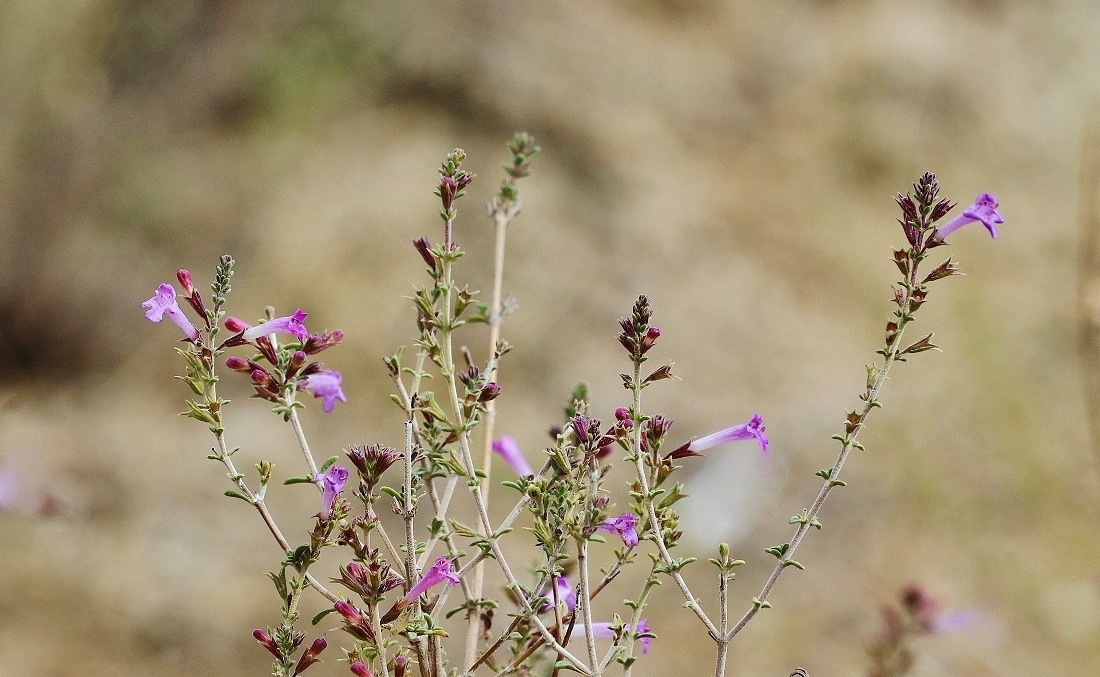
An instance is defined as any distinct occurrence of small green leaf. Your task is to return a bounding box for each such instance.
[224,490,253,504]
[319,455,339,472]
[284,475,316,485]
[311,607,337,625]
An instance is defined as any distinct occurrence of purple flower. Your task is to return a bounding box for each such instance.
[575,619,652,654]
[687,414,768,454]
[492,434,534,477]
[142,283,199,341]
[935,193,1003,240]
[930,609,977,634]
[400,556,461,604]
[300,370,347,413]
[242,309,310,342]
[539,575,577,613]
[315,465,349,517]
[598,512,639,547]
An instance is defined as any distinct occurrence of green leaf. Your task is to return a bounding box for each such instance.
[284,475,316,485]
[311,607,337,625]
[224,490,253,504]
[319,455,339,472]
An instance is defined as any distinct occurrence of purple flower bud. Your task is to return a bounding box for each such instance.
[315,465,349,518]
[934,193,1003,240]
[293,636,327,675]
[334,602,376,641]
[253,629,280,659]
[350,663,374,677]
[478,382,501,402]
[598,513,639,547]
[242,309,310,343]
[300,370,347,413]
[225,316,250,333]
[492,435,534,477]
[413,236,436,271]
[142,283,200,341]
[176,269,195,296]
[393,656,408,677]
[225,356,251,372]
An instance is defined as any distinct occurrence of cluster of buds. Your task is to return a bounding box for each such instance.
[435,148,475,224]
[252,625,328,677]
[345,443,400,489]
[337,557,405,605]
[218,310,346,412]
[617,295,660,362]
[459,364,501,404]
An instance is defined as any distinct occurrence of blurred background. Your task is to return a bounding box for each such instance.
[2,1,1099,675]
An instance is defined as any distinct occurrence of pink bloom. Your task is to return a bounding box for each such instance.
[350,662,374,677]
[935,193,1004,239]
[315,465,349,517]
[142,283,199,340]
[599,513,639,547]
[400,556,461,604]
[300,370,347,413]
[492,434,534,477]
[688,414,768,454]
[242,309,309,342]
[574,619,652,654]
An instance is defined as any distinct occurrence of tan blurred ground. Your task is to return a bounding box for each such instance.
[2,1,1099,675]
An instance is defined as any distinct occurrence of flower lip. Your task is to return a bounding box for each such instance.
[316,465,349,517]
[598,512,639,547]
[300,370,347,413]
[142,283,200,341]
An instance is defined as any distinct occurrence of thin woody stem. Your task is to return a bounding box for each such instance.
[436,245,591,675]
[628,360,719,642]
[727,243,924,641]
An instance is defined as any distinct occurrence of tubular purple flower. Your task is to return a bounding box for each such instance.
[688,414,768,454]
[598,512,639,547]
[242,309,310,342]
[315,465,349,517]
[574,619,652,654]
[491,434,535,477]
[300,370,347,413]
[539,575,577,613]
[400,556,461,604]
[142,283,200,340]
[934,193,1003,239]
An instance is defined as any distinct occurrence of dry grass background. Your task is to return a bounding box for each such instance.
[2,1,1100,675]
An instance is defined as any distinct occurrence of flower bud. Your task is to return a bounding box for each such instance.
[393,655,408,677]
[225,316,250,333]
[176,269,195,296]
[478,382,501,403]
[253,629,280,659]
[292,636,328,675]
[226,356,251,372]
[350,662,374,677]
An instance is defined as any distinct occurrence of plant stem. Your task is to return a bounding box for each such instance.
[287,407,319,478]
[628,361,719,639]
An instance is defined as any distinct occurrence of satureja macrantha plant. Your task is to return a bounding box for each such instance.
[143,133,1002,677]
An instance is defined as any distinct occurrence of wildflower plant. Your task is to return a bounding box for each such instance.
[145,132,999,676]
